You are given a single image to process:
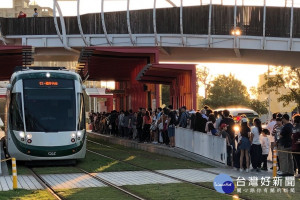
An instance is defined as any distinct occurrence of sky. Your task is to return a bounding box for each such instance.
[197,63,268,98]
[1,0,299,14]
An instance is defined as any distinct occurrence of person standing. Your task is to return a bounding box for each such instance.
[220,110,235,145]
[250,118,263,172]
[178,106,188,128]
[167,105,176,147]
[215,111,223,129]
[267,113,277,168]
[277,114,294,176]
[292,114,300,178]
[221,110,235,166]
[118,110,125,137]
[123,111,130,138]
[18,11,26,18]
[260,129,270,171]
[137,108,144,142]
[273,117,283,171]
[142,111,152,143]
[205,114,216,135]
[239,118,251,172]
[109,110,118,136]
[33,8,38,17]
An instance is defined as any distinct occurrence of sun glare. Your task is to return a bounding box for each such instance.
[0,0,13,8]
[197,63,268,99]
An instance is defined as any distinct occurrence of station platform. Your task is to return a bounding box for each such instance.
[0,168,273,191]
[88,132,226,168]
[0,175,43,191]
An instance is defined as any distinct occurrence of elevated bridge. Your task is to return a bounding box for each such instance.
[1,2,300,66]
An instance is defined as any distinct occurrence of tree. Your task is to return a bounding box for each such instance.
[248,99,269,115]
[196,66,210,98]
[204,74,250,108]
[259,66,300,111]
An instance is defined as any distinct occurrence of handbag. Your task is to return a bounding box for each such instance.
[158,122,163,131]
[150,122,157,131]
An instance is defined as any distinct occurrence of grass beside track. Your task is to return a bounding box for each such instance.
[56,183,231,200]
[0,189,55,200]
[123,183,231,200]
[87,136,211,170]
[56,187,134,200]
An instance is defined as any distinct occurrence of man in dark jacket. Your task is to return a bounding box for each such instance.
[220,109,235,167]
[277,114,294,176]
[178,106,188,128]
[137,108,145,142]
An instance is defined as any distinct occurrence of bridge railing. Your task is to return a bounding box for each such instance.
[175,127,227,165]
[1,5,300,38]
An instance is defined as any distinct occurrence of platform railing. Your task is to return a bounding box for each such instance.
[175,127,227,165]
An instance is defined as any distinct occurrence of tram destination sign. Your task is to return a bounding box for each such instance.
[24,79,74,89]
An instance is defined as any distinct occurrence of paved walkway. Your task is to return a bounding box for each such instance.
[0,168,273,191]
[0,175,43,191]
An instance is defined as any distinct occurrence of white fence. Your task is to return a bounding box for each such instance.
[175,127,227,165]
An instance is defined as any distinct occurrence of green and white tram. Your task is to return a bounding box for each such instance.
[4,67,86,161]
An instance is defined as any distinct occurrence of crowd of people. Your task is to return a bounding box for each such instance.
[89,105,300,177]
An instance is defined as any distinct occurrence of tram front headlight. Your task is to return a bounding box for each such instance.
[77,131,82,137]
[77,131,82,140]
[19,131,25,138]
[26,134,32,139]
[71,133,76,138]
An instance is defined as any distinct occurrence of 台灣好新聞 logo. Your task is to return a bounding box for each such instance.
[214,174,235,194]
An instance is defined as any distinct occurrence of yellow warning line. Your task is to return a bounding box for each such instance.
[0,158,11,162]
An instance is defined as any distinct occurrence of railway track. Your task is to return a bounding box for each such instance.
[28,167,65,200]
[86,139,248,200]
[75,167,145,200]
[29,165,145,200]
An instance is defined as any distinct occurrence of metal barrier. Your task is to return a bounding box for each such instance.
[272,147,300,177]
[175,127,227,165]
[1,157,17,189]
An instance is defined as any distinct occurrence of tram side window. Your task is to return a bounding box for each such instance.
[10,93,24,131]
[78,93,85,130]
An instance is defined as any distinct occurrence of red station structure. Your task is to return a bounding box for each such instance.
[0,46,197,111]
[77,47,197,112]
[0,45,33,97]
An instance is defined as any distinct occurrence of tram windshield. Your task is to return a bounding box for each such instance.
[23,79,76,132]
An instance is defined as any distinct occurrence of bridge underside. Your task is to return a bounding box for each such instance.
[78,47,196,111]
[32,47,300,67]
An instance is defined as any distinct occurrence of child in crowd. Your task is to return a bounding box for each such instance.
[261,129,270,171]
